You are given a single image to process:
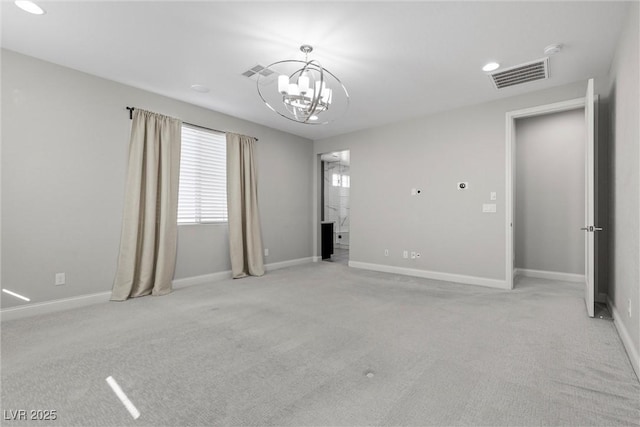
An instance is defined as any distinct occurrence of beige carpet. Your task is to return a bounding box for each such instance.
[1,262,639,426]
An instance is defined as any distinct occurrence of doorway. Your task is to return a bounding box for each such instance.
[514,108,586,283]
[506,80,598,317]
[320,150,350,265]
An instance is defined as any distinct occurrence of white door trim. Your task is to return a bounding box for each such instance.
[505,97,586,290]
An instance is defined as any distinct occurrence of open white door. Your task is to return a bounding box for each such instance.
[583,78,598,318]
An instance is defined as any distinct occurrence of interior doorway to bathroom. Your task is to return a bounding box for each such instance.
[320,150,350,265]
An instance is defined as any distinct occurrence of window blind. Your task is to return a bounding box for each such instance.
[178,125,227,223]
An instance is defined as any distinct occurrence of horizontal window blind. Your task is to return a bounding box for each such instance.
[178,125,227,223]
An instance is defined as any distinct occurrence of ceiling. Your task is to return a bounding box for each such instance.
[1,1,630,141]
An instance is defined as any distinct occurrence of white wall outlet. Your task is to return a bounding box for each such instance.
[411,251,416,259]
[411,188,417,196]
[403,250,408,259]
[384,249,389,257]
[490,192,497,200]
[457,182,469,190]
[628,298,632,318]
[416,252,421,259]
[55,273,66,286]
[264,248,269,257]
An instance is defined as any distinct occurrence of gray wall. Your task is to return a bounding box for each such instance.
[515,109,585,275]
[607,2,639,370]
[314,81,600,283]
[1,49,313,309]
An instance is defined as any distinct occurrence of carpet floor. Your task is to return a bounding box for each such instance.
[1,262,639,426]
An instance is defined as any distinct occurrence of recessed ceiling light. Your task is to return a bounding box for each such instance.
[190,84,209,93]
[543,44,563,55]
[482,62,500,72]
[14,1,45,15]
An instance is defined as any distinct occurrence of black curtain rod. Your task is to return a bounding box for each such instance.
[126,107,258,141]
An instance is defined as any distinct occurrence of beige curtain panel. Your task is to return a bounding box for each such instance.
[226,133,265,278]
[111,109,182,301]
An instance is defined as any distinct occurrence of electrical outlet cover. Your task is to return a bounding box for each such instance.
[55,273,66,285]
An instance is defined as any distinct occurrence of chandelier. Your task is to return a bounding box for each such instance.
[257,45,349,125]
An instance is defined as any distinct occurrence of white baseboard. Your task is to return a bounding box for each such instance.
[348,261,509,290]
[1,291,111,322]
[515,268,585,283]
[1,257,315,321]
[173,257,313,288]
[608,297,640,381]
[312,256,321,262]
[172,271,232,289]
[265,257,314,271]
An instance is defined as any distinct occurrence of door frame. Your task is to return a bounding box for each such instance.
[505,97,586,290]
[316,149,351,262]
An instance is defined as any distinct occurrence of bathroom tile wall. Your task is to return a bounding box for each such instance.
[323,161,350,247]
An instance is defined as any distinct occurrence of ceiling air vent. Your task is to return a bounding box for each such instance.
[242,64,276,85]
[489,57,549,89]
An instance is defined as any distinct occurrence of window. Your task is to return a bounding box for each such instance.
[332,173,350,188]
[178,125,227,223]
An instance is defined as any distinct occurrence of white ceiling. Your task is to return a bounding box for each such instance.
[1,1,630,140]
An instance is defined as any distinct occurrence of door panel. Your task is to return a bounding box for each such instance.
[584,78,595,317]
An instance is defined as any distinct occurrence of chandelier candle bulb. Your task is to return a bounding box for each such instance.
[322,88,333,104]
[278,75,289,94]
[298,74,310,93]
[288,83,300,96]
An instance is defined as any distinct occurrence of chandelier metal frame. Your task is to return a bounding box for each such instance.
[257,45,349,125]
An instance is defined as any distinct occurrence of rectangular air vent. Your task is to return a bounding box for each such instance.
[489,57,549,89]
[242,64,276,85]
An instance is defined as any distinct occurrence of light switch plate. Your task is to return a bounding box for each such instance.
[490,192,497,200]
[482,204,497,213]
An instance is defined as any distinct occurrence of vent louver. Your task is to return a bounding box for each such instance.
[489,58,549,89]
[242,65,276,85]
